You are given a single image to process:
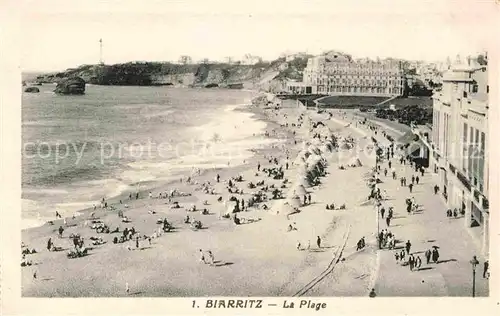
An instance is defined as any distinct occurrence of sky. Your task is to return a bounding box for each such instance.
[8,0,499,71]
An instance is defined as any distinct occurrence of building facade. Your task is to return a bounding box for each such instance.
[430,55,489,255]
[292,52,405,96]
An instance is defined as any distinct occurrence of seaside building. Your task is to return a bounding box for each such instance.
[287,52,405,96]
[427,53,489,255]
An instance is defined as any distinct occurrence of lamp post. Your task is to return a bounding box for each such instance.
[470,255,479,297]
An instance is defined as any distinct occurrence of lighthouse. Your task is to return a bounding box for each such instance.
[99,38,104,65]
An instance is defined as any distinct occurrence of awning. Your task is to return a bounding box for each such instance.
[397,131,419,145]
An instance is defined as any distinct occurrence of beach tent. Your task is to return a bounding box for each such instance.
[348,156,363,167]
[224,201,238,215]
[292,184,307,196]
[307,145,322,155]
[286,197,302,208]
[277,203,298,216]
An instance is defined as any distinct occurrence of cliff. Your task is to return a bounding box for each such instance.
[35,56,311,92]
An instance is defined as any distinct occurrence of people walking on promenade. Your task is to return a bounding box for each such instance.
[380,207,385,219]
[403,177,407,186]
[388,161,392,169]
[420,167,425,177]
[409,255,415,271]
[384,168,388,177]
[308,194,311,204]
[409,183,413,193]
[483,260,489,278]
[405,240,412,255]
[431,248,440,263]
[424,249,431,264]
[434,185,439,194]
[400,249,406,262]
[416,175,420,185]
[316,236,322,249]
[411,175,415,185]
[388,207,393,219]
[385,216,391,227]
[415,256,422,270]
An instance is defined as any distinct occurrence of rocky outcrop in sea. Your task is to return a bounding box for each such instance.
[54,77,86,95]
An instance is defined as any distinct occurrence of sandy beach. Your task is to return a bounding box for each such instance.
[21,99,381,297]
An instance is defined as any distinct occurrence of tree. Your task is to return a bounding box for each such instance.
[178,55,192,65]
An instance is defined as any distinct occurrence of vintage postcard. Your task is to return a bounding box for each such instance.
[1,0,499,315]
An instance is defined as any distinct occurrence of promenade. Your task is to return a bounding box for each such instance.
[364,117,489,297]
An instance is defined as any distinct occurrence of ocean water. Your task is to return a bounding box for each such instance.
[22,84,268,228]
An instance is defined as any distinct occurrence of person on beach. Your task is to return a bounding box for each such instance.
[308,194,311,205]
[400,177,404,187]
[409,183,413,193]
[303,195,307,206]
[384,168,388,177]
[316,236,322,249]
[296,241,302,250]
[385,216,391,227]
[216,174,220,183]
[380,207,385,219]
[400,249,406,262]
[434,185,439,194]
[286,162,289,170]
[135,236,139,249]
[369,288,376,298]
[136,192,139,200]
[199,249,206,264]
[47,238,52,251]
[420,168,425,177]
[395,252,400,262]
[207,251,215,266]
[405,240,412,255]
[411,175,415,185]
[55,211,61,218]
[257,162,261,172]
[58,226,64,238]
[388,161,392,169]
[129,193,132,200]
[415,175,420,185]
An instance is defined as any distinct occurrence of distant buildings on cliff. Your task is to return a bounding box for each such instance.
[286,51,406,97]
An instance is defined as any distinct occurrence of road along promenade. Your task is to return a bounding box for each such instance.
[344,112,490,297]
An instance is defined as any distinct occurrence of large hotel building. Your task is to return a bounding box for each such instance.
[426,55,489,254]
[287,52,405,96]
